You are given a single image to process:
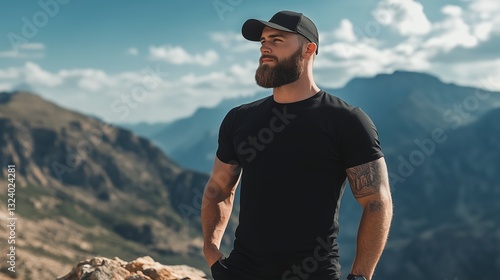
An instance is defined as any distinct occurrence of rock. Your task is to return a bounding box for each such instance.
[57,256,208,280]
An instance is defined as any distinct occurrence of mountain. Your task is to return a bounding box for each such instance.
[377,107,500,279]
[0,92,212,279]
[330,71,499,148]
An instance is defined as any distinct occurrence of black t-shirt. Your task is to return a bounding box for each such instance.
[216,91,383,279]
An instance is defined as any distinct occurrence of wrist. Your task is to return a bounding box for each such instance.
[203,242,218,252]
[203,244,223,266]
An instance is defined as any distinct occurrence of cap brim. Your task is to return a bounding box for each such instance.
[242,19,296,41]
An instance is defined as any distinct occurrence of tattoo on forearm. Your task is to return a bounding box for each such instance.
[346,160,383,199]
[368,200,383,212]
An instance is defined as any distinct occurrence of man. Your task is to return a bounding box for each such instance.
[201,11,393,280]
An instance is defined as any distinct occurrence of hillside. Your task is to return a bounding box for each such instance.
[0,92,211,279]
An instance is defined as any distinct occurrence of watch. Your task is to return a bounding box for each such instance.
[347,274,367,280]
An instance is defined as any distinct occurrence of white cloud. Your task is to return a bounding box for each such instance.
[373,0,432,36]
[332,19,357,43]
[0,43,45,59]
[0,61,261,123]
[473,22,493,41]
[126,47,139,56]
[149,45,219,66]
[423,5,479,52]
[468,0,500,20]
[467,0,500,41]
[25,62,62,87]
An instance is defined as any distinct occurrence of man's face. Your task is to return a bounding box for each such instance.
[255,27,304,88]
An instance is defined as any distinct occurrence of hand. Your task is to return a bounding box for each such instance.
[203,244,224,267]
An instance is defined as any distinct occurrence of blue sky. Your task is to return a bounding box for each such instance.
[1,0,499,123]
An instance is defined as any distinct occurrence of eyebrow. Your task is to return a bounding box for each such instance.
[260,33,288,41]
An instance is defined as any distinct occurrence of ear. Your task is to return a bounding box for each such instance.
[303,42,317,58]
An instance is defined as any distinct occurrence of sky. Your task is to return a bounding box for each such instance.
[1,0,499,124]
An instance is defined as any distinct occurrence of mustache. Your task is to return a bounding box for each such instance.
[260,55,278,62]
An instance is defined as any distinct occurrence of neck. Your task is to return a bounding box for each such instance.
[272,68,320,103]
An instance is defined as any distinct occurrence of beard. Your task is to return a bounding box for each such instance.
[255,48,303,88]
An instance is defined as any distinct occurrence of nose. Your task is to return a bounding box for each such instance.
[260,43,271,54]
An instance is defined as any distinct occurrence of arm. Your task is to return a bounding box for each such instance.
[346,157,393,280]
[201,157,241,267]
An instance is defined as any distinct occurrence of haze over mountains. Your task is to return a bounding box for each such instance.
[125,70,500,279]
[0,70,499,279]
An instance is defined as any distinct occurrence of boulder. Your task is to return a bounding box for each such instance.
[57,256,208,280]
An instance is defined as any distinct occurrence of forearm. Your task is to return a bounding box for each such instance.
[351,196,393,279]
[201,181,234,261]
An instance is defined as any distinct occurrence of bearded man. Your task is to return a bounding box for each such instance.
[201,11,393,280]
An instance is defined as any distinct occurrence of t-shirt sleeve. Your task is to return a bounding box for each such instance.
[216,108,240,165]
[341,107,384,169]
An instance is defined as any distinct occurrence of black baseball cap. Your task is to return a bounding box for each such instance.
[242,10,319,54]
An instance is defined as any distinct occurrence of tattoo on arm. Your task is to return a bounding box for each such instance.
[346,160,383,199]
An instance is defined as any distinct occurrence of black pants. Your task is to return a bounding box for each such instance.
[211,258,242,280]
[211,258,340,280]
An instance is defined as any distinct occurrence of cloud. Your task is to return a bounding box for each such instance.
[468,0,500,21]
[0,61,260,123]
[0,42,45,59]
[25,62,62,87]
[149,45,219,66]
[126,47,139,56]
[373,0,432,36]
[332,19,357,43]
[423,5,479,52]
